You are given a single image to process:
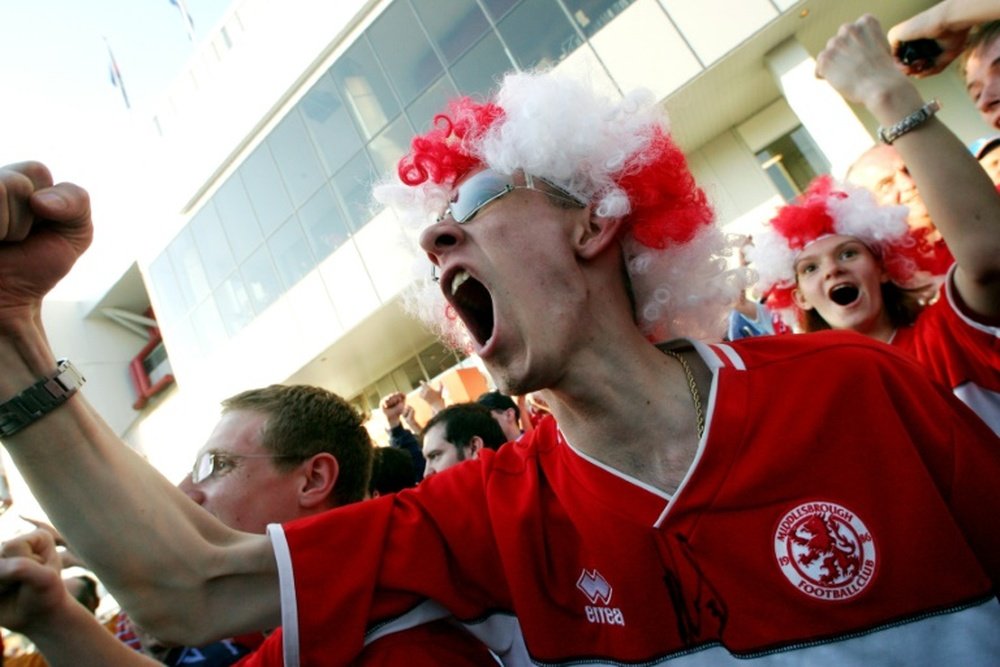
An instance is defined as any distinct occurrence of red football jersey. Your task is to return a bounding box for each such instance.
[268,332,1000,666]
[891,268,1000,434]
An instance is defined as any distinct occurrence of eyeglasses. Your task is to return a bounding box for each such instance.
[440,169,586,225]
[190,451,303,484]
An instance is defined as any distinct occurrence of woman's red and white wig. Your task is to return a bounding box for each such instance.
[747,175,943,327]
[375,70,746,347]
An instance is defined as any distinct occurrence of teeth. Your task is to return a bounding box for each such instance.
[451,270,470,296]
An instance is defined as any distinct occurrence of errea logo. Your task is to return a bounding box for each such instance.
[577,569,625,626]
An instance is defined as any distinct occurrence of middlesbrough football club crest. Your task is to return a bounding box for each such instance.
[774,501,877,601]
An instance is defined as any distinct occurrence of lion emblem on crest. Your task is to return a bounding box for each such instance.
[774,501,877,601]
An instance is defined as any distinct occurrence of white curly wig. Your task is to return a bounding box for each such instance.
[375,70,747,348]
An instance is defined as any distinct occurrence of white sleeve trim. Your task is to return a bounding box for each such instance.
[944,264,1000,337]
[267,523,299,667]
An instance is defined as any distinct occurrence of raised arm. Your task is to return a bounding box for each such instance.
[817,16,1000,321]
[887,0,1000,76]
[0,162,279,643]
[0,530,163,667]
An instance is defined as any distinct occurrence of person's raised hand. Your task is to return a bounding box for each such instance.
[417,381,445,413]
[380,392,407,428]
[816,15,913,108]
[887,3,968,77]
[401,404,421,433]
[0,529,72,635]
[0,161,93,327]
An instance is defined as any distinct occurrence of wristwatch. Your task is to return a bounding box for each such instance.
[0,359,86,438]
[877,99,940,145]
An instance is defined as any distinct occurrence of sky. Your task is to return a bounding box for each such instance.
[1,0,236,299]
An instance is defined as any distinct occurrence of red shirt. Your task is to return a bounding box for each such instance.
[892,268,1000,434]
[269,333,1000,665]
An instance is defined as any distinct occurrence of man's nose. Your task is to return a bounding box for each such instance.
[418,218,466,268]
[178,473,206,505]
[976,84,998,115]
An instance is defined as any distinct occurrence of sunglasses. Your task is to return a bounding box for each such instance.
[440,169,586,224]
[431,170,587,281]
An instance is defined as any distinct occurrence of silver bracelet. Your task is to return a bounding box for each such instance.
[877,99,941,145]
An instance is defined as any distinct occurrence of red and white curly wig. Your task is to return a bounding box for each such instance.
[375,70,746,346]
[747,175,945,327]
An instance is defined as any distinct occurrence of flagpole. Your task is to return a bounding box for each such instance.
[103,37,131,110]
[170,0,197,41]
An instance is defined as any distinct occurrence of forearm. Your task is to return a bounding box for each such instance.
[389,425,426,475]
[865,82,1000,313]
[25,602,162,667]
[0,332,281,642]
[936,0,1000,32]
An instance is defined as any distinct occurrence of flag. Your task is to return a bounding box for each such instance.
[169,0,196,41]
[105,40,131,109]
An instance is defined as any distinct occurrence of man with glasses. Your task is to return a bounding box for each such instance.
[176,384,371,535]
[77,384,369,665]
[0,385,495,665]
[0,61,998,666]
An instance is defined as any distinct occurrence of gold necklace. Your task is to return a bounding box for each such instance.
[663,350,704,438]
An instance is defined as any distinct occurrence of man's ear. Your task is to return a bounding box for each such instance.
[574,211,625,260]
[467,436,484,458]
[299,453,339,509]
[792,287,814,312]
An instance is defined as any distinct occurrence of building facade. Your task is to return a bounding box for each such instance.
[23,0,988,491]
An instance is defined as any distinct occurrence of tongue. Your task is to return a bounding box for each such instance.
[830,285,860,306]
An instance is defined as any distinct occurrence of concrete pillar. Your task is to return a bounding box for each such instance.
[765,38,874,178]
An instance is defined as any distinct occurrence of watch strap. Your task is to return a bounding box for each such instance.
[0,360,86,438]
[877,99,941,145]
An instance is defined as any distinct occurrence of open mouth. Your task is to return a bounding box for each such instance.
[448,270,495,347]
[829,284,860,306]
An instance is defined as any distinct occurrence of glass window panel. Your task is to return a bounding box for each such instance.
[412,0,491,64]
[364,387,380,414]
[190,203,235,290]
[299,184,351,260]
[397,357,426,391]
[755,126,830,202]
[240,143,293,237]
[269,109,326,207]
[189,296,228,355]
[406,75,458,133]
[374,375,399,402]
[300,71,363,176]
[332,39,400,140]
[240,244,283,314]
[333,150,378,231]
[482,0,519,22]
[368,2,443,105]
[166,226,210,311]
[450,31,512,98]
[368,114,414,176]
[350,394,370,418]
[149,251,190,322]
[214,174,263,264]
[418,341,462,378]
[213,272,255,338]
[562,0,637,37]
[268,216,316,290]
[497,0,581,69]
